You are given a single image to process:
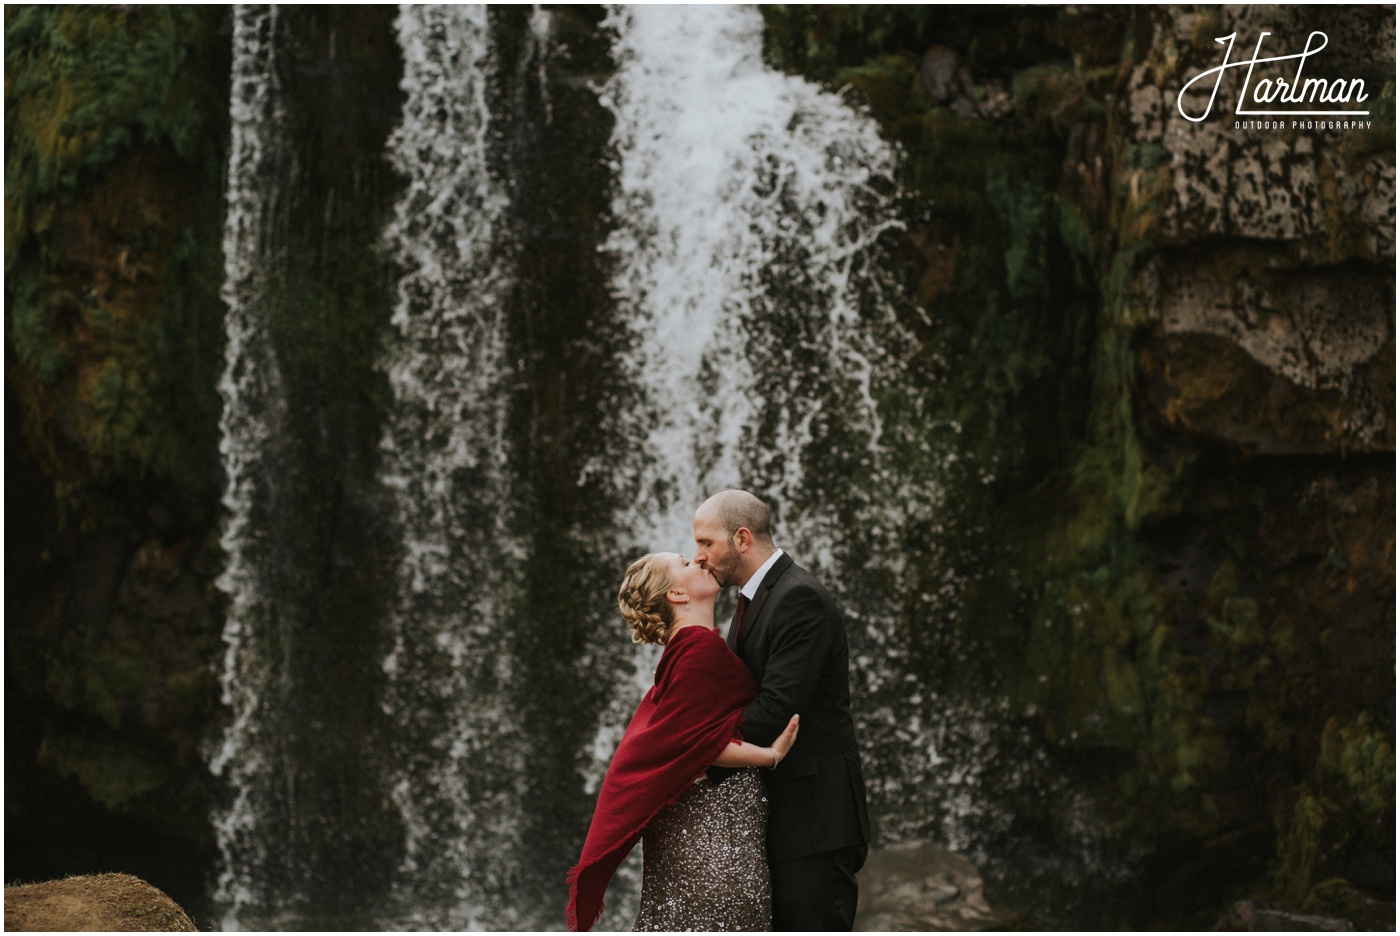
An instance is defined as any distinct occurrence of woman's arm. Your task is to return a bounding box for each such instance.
[712,713,799,768]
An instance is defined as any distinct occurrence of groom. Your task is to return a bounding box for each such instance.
[694,490,870,931]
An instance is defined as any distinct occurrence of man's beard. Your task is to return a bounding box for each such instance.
[709,550,740,588]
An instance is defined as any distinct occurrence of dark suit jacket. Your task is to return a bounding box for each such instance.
[722,552,870,864]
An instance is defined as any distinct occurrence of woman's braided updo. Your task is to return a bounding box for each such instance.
[618,553,675,645]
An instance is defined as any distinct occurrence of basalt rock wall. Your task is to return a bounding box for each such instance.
[763,4,1393,927]
[5,6,232,919]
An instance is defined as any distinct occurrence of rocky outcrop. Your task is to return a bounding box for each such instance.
[1106,12,1395,912]
[1215,899,1357,932]
[4,6,230,920]
[1124,6,1395,455]
[762,3,1393,929]
[856,840,1024,932]
[4,873,196,932]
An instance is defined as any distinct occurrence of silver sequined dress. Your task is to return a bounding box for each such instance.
[633,768,771,931]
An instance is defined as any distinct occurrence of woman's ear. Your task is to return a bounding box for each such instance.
[665,587,688,606]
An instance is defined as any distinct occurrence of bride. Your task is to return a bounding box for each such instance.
[566,552,800,932]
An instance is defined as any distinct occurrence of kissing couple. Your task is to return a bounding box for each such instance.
[567,490,870,932]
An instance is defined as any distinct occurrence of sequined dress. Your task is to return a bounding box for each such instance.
[633,767,771,931]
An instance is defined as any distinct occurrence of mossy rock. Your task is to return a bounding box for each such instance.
[4,873,196,932]
[762,3,1394,924]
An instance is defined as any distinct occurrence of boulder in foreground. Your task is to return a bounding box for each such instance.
[4,872,195,932]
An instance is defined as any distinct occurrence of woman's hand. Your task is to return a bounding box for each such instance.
[770,714,799,764]
[711,714,800,770]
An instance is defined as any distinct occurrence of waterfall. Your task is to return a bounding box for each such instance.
[375,4,530,928]
[211,6,407,928]
[211,4,1000,929]
[600,1,964,852]
[601,4,907,550]
[210,5,292,929]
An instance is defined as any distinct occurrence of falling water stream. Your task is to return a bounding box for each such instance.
[601,4,903,545]
[211,4,1061,930]
[376,5,530,928]
[597,6,1011,865]
[211,5,293,928]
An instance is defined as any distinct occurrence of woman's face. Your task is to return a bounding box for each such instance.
[663,552,720,604]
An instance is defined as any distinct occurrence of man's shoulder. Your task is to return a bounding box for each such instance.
[769,560,838,609]
[772,558,825,590]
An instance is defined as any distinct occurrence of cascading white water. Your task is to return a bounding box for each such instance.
[210,4,1006,928]
[600,4,905,551]
[375,5,531,928]
[210,4,291,929]
[597,2,959,846]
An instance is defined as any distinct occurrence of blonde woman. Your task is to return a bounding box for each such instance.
[567,552,799,932]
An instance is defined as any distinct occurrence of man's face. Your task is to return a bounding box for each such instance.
[693,508,741,588]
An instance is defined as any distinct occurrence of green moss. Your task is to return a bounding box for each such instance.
[1274,793,1334,904]
[835,54,924,124]
[1025,506,1224,809]
[5,6,207,264]
[1269,710,1395,905]
[1318,713,1395,817]
[40,735,170,811]
[5,6,228,522]
[1011,61,1111,130]
[1025,252,1220,826]
[5,8,228,889]
[7,277,75,381]
[761,5,935,82]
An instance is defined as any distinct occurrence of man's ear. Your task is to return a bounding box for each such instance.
[734,527,753,553]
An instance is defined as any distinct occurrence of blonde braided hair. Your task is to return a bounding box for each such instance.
[618,553,675,645]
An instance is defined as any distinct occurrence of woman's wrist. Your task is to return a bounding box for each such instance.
[768,747,779,769]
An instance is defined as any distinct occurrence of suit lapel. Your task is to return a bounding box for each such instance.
[734,553,795,654]
[736,589,769,654]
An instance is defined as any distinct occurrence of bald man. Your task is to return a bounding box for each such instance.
[693,490,869,931]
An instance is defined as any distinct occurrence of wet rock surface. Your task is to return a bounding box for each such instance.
[1215,899,1363,932]
[856,840,1025,931]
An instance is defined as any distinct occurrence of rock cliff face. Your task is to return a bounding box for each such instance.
[3,5,1392,929]
[1129,7,1394,456]
[5,6,231,918]
[763,4,1393,927]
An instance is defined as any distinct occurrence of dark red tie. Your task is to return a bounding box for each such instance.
[733,594,749,643]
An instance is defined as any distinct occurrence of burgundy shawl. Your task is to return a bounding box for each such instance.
[566,625,758,931]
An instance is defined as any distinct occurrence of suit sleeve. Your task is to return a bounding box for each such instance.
[738,587,836,744]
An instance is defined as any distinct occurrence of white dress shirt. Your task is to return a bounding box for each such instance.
[740,548,785,599]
